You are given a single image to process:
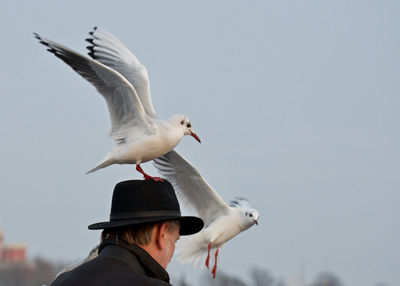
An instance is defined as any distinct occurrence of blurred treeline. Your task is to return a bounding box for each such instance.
[0,257,66,286]
[1,259,389,286]
[180,268,346,286]
[0,257,351,286]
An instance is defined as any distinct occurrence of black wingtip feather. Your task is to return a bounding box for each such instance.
[229,197,250,208]
[88,26,98,36]
[88,51,95,59]
[33,33,45,44]
[87,45,95,54]
[33,33,52,49]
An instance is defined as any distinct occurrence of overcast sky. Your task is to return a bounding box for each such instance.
[1,1,399,285]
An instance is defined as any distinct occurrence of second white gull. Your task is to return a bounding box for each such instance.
[154,150,259,278]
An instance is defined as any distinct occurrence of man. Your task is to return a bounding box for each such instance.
[51,180,204,286]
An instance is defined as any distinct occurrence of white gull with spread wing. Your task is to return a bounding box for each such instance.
[34,28,200,180]
[154,150,259,278]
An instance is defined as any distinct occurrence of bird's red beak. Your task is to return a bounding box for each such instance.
[190,131,201,143]
[253,219,258,226]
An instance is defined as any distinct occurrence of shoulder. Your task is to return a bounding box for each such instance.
[52,272,170,286]
[51,257,170,286]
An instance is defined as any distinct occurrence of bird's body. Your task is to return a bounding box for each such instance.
[154,150,259,277]
[177,207,252,263]
[86,115,190,173]
[35,28,200,179]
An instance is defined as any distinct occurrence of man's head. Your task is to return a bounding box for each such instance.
[89,180,204,269]
[100,220,180,268]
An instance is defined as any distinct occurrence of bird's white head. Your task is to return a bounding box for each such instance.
[230,197,260,228]
[169,114,201,143]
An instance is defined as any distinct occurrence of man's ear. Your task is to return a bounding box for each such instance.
[155,222,168,250]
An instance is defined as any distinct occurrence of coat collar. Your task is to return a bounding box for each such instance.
[99,238,170,283]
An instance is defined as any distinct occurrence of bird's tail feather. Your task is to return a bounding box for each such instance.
[176,235,208,268]
[85,155,114,174]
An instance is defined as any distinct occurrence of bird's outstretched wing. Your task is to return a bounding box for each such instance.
[86,27,156,117]
[154,150,230,225]
[34,33,150,139]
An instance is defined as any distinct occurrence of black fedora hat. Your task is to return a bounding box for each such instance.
[88,179,204,235]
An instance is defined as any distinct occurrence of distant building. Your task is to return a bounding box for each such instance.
[0,230,3,259]
[0,230,27,265]
[2,243,27,263]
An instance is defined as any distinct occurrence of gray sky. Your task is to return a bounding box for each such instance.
[1,1,399,285]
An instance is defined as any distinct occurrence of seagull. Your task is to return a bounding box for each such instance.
[34,29,200,180]
[153,150,259,278]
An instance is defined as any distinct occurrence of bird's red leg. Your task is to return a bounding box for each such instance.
[211,248,220,279]
[205,242,212,268]
[136,164,163,182]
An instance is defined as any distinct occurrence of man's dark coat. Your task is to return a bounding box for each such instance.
[51,239,171,286]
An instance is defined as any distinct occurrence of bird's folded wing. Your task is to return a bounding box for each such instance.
[86,27,156,117]
[34,33,148,136]
[154,150,230,225]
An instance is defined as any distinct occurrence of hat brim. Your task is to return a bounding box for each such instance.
[88,215,204,236]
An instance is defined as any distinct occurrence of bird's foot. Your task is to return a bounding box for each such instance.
[205,256,210,269]
[146,176,164,182]
[211,248,219,279]
[212,264,217,278]
[205,242,212,268]
[136,164,164,182]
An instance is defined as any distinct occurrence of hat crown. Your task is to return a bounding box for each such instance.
[110,180,181,218]
[88,179,204,235]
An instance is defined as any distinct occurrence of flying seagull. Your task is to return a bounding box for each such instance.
[153,150,259,278]
[34,29,200,180]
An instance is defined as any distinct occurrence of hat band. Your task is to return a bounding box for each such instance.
[110,210,181,221]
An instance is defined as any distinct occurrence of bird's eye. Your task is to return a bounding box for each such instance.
[187,123,191,128]
[180,120,184,125]
[245,212,248,216]
[250,214,253,217]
